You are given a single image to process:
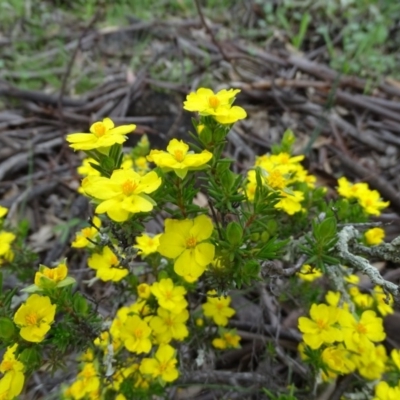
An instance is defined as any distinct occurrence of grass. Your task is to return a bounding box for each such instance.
[0,0,399,97]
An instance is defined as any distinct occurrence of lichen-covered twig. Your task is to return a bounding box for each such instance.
[335,226,400,298]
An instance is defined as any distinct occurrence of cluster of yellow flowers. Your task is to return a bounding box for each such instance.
[298,271,399,395]
[245,151,316,215]
[63,279,239,399]
[3,87,394,399]
[0,345,25,399]
[0,206,15,266]
[337,177,389,216]
[0,262,76,398]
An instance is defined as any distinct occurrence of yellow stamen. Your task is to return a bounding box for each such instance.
[92,122,106,137]
[25,312,38,326]
[122,179,138,195]
[208,95,220,108]
[174,150,184,162]
[186,236,197,248]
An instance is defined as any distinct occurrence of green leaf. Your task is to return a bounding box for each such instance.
[0,317,15,339]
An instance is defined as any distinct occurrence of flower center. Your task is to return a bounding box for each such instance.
[109,253,119,267]
[356,322,367,334]
[174,150,185,162]
[25,312,39,326]
[92,122,106,137]
[1,360,14,372]
[82,227,93,238]
[316,319,327,330]
[45,270,56,280]
[186,236,197,248]
[279,154,290,164]
[122,179,138,195]
[267,170,286,189]
[134,328,143,339]
[165,317,173,327]
[164,290,172,300]
[208,95,220,108]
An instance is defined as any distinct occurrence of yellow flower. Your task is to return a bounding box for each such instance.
[77,158,101,177]
[66,362,100,399]
[364,227,385,245]
[147,139,212,179]
[373,381,400,400]
[391,349,400,370]
[82,169,161,222]
[34,262,72,289]
[298,303,343,349]
[212,330,241,350]
[134,233,161,257]
[338,309,385,352]
[137,283,151,299]
[373,286,394,316]
[0,344,25,400]
[66,118,136,151]
[150,308,189,344]
[358,190,389,216]
[337,177,369,199]
[0,232,16,258]
[297,264,322,282]
[121,315,152,354]
[71,216,102,248]
[0,206,8,219]
[158,215,215,282]
[88,246,128,282]
[183,88,247,124]
[14,294,56,342]
[202,290,235,326]
[151,279,188,314]
[274,189,304,215]
[354,343,387,380]
[321,344,355,374]
[140,344,179,383]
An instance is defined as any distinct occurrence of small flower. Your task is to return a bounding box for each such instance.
[140,344,179,383]
[137,283,151,299]
[34,261,74,290]
[14,294,56,342]
[372,286,394,317]
[321,345,355,374]
[151,279,188,314]
[147,139,212,179]
[337,177,369,199]
[183,88,247,124]
[298,303,343,349]
[0,231,16,258]
[121,315,152,354]
[297,264,322,282]
[134,233,161,257]
[82,169,161,222]
[0,206,8,219]
[88,246,128,282]
[212,329,241,349]
[71,216,102,248]
[202,290,235,326]
[357,190,389,216]
[66,118,136,151]
[0,344,25,399]
[373,381,400,400]
[364,227,385,246]
[338,309,385,351]
[158,215,215,282]
[150,308,189,343]
[274,189,304,215]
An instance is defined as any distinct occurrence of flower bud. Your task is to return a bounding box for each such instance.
[226,222,243,246]
[0,317,15,339]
